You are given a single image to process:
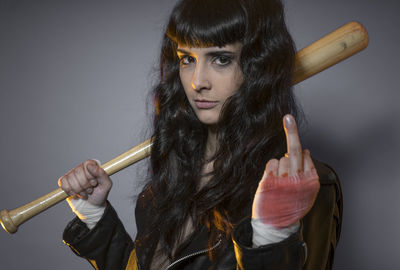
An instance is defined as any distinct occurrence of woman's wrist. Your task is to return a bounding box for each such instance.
[67,197,106,230]
[251,218,299,247]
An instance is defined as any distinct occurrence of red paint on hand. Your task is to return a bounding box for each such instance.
[252,169,320,228]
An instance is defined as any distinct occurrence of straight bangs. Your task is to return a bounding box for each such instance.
[166,0,246,47]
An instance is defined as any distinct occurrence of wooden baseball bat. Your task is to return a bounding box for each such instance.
[0,21,368,234]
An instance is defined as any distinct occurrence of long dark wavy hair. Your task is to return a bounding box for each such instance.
[145,0,299,261]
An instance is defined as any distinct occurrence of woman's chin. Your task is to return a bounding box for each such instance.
[197,116,218,126]
[192,110,217,125]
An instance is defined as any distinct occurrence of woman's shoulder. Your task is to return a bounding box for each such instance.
[302,159,343,269]
[134,185,157,231]
[313,159,340,185]
[310,158,342,218]
[135,186,156,215]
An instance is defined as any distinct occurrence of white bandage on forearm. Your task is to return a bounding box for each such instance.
[67,198,105,230]
[251,218,299,247]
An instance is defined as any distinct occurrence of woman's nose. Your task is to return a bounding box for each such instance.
[191,63,211,91]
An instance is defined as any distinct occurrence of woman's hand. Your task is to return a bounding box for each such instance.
[58,160,112,207]
[252,114,320,228]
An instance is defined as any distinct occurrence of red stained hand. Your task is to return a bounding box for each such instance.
[252,114,320,228]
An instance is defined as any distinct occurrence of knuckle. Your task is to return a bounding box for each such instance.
[279,156,288,163]
[90,179,98,187]
[63,175,71,186]
[266,159,278,169]
[92,159,101,166]
[68,177,82,192]
[268,158,278,164]
[290,145,302,153]
[83,160,90,170]
[59,179,70,192]
[75,166,83,176]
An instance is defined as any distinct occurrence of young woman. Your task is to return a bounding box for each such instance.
[59,0,342,269]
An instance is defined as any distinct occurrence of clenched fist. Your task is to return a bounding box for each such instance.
[58,160,112,207]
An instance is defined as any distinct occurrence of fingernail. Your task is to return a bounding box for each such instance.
[284,115,293,126]
[90,180,97,186]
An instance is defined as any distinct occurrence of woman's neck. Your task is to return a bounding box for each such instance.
[198,127,218,188]
[205,126,217,160]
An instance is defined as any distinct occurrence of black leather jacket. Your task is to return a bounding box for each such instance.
[63,160,342,270]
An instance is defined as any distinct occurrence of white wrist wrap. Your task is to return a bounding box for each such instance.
[67,198,105,230]
[251,218,299,247]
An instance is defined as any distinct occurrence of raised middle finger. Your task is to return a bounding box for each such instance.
[283,114,303,175]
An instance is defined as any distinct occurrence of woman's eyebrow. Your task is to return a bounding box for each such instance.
[206,51,237,57]
[176,48,238,57]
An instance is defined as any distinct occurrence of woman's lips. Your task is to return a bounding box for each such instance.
[194,100,218,109]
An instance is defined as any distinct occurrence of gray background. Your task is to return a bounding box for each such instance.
[0,0,398,269]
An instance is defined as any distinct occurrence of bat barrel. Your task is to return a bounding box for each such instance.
[293,21,369,84]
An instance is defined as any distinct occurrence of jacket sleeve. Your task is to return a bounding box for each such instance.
[232,218,307,269]
[232,160,342,270]
[63,202,135,270]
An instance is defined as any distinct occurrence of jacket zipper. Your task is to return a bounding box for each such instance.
[164,238,222,270]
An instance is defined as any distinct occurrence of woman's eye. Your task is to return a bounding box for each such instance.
[214,56,232,66]
[180,56,195,65]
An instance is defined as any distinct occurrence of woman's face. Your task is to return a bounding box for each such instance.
[177,42,243,125]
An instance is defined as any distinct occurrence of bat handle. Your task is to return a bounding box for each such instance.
[1,189,68,233]
[0,138,152,234]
